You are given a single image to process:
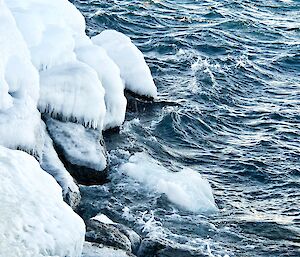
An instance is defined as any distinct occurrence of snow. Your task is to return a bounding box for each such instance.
[0,0,42,152]
[0,146,85,257]
[45,117,107,172]
[40,127,81,209]
[6,0,106,129]
[120,152,217,213]
[91,214,115,225]
[92,30,157,99]
[4,0,156,132]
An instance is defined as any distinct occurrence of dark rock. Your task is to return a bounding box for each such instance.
[125,89,156,114]
[43,115,108,185]
[137,237,208,257]
[85,215,141,254]
[111,223,141,254]
[85,219,132,252]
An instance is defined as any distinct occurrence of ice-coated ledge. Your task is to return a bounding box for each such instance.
[0,0,158,255]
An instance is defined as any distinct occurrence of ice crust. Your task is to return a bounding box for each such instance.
[120,152,218,213]
[92,30,158,99]
[0,146,85,257]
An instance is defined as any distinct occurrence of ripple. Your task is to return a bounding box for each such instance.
[72,0,300,256]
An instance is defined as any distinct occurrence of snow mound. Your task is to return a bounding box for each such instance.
[92,30,157,99]
[120,152,217,213]
[0,0,42,152]
[0,146,85,257]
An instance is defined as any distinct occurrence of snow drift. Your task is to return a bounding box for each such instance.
[0,0,41,152]
[0,146,85,257]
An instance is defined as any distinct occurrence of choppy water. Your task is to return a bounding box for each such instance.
[72,0,300,256]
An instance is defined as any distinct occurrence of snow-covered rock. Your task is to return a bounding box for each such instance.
[0,146,85,257]
[92,30,157,99]
[40,127,81,209]
[120,152,217,213]
[82,242,135,257]
[45,116,108,185]
[75,40,127,130]
[6,0,106,130]
[0,0,42,153]
[39,61,106,129]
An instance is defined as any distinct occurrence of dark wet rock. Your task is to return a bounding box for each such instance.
[137,237,208,257]
[43,115,108,185]
[125,90,156,114]
[111,223,141,254]
[124,89,179,114]
[85,218,132,252]
[85,215,141,254]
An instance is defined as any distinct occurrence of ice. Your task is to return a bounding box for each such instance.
[45,117,107,185]
[92,30,157,99]
[40,127,81,209]
[0,0,42,152]
[75,40,126,130]
[120,152,217,213]
[39,61,106,129]
[0,146,85,257]
[6,0,106,129]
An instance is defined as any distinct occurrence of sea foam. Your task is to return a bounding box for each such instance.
[120,152,217,213]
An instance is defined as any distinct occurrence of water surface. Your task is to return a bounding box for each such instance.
[72,0,300,256]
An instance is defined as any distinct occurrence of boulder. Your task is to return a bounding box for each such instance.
[86,214,141,254]
[137,237,208,257]
[44,115,108,185]
[85,218,131,252]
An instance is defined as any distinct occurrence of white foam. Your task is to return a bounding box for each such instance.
[120,152,217,213]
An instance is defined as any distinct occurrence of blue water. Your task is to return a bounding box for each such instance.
[72,0,300,256]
